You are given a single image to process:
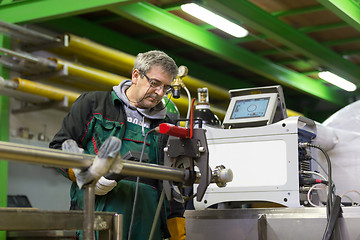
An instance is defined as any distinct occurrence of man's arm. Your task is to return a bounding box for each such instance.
[49,92,94,180]
[49,92,94,150]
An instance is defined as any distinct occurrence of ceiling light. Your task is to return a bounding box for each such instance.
[318,71,357,92]
[181,3,248,38]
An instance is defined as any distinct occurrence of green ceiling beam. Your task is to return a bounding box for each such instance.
[318,0,360,32]
[205,0,360,86]
[298,21,348,33]
[341,49,360,56]
[256,47,290,56]
[0,0,13,5]
[323,36,360,46]
[39,16,250,90]
[272,5,325,18]
[110,2,347,105]
[230,33,267,44]
[0,0,137,23]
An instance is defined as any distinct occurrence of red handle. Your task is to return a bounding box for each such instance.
[158,123,189,138]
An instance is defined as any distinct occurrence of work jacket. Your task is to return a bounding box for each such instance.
[49,90,184,239]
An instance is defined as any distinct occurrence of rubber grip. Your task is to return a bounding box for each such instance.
[158,123,189,138]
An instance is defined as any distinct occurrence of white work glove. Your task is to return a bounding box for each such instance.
[88,136,122,180]
[61,137,121,189]
[62,139,93,186]
[62,139,84,154]
[94,176,118,195]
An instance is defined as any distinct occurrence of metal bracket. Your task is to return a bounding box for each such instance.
[163,128,211,202]
[11,96,70,114]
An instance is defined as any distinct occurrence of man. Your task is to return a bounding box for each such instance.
[49,50,185,240]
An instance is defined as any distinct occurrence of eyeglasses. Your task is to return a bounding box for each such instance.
[140,71,173,94]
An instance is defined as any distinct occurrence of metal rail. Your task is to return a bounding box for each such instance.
[0,140,231,239]
[0,141,186,182]
[0,141,186,240]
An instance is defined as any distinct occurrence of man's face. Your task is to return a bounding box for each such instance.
[131,65,173,109]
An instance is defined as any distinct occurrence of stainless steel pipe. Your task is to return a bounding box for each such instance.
[0,141,93,168]
[83,186,95,240]
[0,141,186,182]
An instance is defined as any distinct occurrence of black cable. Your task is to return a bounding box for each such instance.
[322,195,342,240]
[154,92,173,111]
[127,128,156,240]
[299,143,342,240]
[299,143,333,218]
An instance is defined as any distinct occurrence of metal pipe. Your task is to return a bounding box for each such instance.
[83,186,95,240]
[64,34,135,74]
[13,78,80,105]
[62,34,230,102]
[0,141,185,182]
[0,142,231,185]
[0,141,93,168]
[0,77,17,89]
[0,47,57,69]
[49,58,127,87]
[120,160,185,182]
[113,214,123,240]
[0,20,60,44]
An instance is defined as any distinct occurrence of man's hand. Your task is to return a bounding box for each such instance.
[62,139,84,154]
[62,139,93,187]
[88,136,122,180]
[62,137,122,189]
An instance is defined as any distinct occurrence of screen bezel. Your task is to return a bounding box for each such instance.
[223,93,278,127]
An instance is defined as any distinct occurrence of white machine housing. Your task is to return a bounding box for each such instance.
[194,85,318,209]
[194,116,317,209]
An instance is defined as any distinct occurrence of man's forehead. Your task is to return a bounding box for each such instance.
[147,66,173,82]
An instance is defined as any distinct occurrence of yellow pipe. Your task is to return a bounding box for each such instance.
[59,34,305,118]
[13,78,80,105]
[48,57,227,118]
[65,34,135,74]
[50,58,128,88]
[62,34,230,101]
[56,35,298,118]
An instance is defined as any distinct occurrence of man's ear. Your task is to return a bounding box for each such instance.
[132,69,140,85]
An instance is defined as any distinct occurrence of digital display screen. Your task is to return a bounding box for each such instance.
[230,97,270,119]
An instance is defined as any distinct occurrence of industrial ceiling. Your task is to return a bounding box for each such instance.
[1,0,360,122]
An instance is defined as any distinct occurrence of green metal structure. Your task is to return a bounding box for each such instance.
[0,0,359,121]
[0,33,10,240]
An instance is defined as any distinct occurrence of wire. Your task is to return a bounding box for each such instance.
[148,189,166,240]
[301,170,327,181]
[322,195,342,240]
[341,195,355,206]
[307,183,327,207]
[127,128,156,240]
[299,142,334,218]
[340,190,360,206]
[128,85,152,104]
[190,98,196,139]
[155,91,173,111]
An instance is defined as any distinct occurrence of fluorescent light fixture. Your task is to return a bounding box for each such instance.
[181,3,248,38]
[318,71,357,92]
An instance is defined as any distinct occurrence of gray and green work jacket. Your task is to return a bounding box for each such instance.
[49,90,184,239]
